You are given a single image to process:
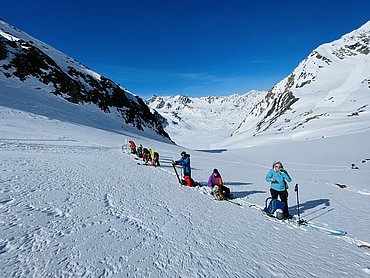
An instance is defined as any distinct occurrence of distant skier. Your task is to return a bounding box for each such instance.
[137,144,143,158]
[129,140,136,154]
[266,161,292,219]
[151,151,160,167]
[208,168,230,200]
[172,151,195,186]
[143,148,151,165]
[149,148,155,161]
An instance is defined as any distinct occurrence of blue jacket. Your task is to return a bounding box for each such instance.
[265,169,292,191]
[175,154,191,174]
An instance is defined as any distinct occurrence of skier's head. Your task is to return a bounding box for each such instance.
[273,161,283,171]
[181,151,186,157]
[213,168,219,176]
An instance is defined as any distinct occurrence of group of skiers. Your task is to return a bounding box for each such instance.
[128,142,293,220]
[171,151,231,201]
[172,152,293,219]
[129,140,160,166]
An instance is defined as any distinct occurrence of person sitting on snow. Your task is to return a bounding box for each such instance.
[129,140,136,154]
[151,151,160,167]
[172,151,195,186]
[208,168,230,200]
[142,148,151,165]
[137,144,143,158]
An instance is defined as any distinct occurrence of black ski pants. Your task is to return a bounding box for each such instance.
[270,188,289,216]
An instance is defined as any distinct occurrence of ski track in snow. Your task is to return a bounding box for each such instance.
[1,138,370,277]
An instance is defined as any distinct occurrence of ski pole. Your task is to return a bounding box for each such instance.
[172,162,181,184]
[294,183,304,225]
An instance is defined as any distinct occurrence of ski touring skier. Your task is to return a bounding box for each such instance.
[129,140,136,154]
[265,161,292,219]
[208,168,230,200]
[142,148,151,165]
[151,151,160,167]
[172,151,195,186]
[137,144,143,158]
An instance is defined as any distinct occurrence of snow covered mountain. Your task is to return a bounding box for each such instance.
[0,19,170,141]
[148,21,370,149]
[226,21,370,147]
[146,91,266,148]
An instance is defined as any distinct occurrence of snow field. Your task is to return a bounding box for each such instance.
[1,109,370,277]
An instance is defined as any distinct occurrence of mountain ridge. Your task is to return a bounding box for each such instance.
[148,21,370,149]
[0,19,171,142]
[146,91,267,148]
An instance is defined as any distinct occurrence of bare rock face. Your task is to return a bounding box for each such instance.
[0,20,171,140]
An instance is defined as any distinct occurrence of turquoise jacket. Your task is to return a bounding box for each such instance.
[265,169,292,191]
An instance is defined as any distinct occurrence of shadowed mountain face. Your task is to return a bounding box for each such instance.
[0,20,171,141]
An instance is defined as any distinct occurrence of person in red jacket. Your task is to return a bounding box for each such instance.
[129,140,136,154]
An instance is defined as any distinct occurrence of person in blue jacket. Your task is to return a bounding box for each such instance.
[173,151,194,186]
[266,161,292,219]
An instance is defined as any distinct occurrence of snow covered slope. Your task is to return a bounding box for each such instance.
[225,21,370,147]
[1,105,370,277]
[146,91,266,149]
[0,19,170,141]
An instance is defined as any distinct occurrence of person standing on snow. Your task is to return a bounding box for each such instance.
[172,151,195,186]
[208,168,230,200]
[265,161,292,219]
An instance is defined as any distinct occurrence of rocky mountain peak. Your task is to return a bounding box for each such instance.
[0,20,171,141]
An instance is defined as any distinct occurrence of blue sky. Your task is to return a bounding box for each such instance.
[2,0,370,99]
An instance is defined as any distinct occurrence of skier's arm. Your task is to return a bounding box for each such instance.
[282,171,292,182]
[266,170,274,182]
[176,157,185,165]
[208,175,214,187]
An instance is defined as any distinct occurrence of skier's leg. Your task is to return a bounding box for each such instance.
[270,188,279,200]
[279,190,289,216]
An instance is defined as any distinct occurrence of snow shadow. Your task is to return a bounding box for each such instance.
[232,190,266,198]
[224,182,253,186]
[289,198,331,215]
[160,158,175,162]
[195,149,228,153]
[158,165,175,169]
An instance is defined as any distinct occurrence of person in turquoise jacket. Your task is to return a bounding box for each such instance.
[266,161,292,218]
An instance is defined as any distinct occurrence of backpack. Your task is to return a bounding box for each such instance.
[212,185,226,200]
[264,197,285,216]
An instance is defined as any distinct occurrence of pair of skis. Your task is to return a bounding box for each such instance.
[253,184,347,236]
[292,183,346,236]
